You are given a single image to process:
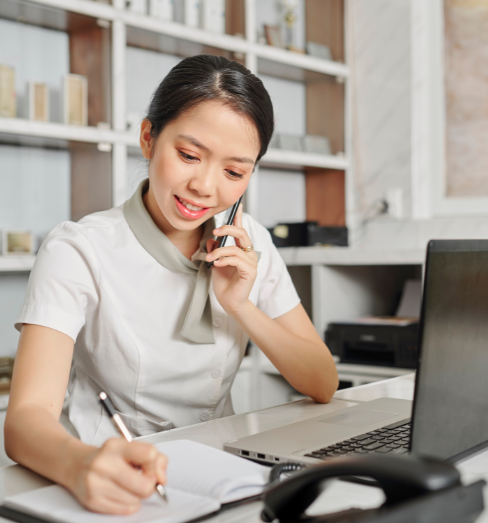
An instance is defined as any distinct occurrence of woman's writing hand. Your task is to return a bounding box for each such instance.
[67,438,167,515]
[206,204,258,317]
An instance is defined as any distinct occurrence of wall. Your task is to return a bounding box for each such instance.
[348,0,412,225]
[349,0,488,252]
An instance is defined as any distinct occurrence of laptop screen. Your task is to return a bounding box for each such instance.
[411,240,488,461]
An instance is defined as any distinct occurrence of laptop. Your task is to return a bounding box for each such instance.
[225,240,488,465]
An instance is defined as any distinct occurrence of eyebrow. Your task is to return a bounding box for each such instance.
[178,134,256,166]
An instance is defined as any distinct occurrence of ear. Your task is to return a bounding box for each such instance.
[140,119,154,160]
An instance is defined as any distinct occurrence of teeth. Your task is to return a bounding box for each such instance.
[177,196,204,211]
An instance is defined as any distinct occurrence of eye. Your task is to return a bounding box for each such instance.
[226,170,244,180]
[179,151,198,162]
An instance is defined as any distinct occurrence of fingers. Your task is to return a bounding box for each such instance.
[213,206,251,250]
[206,245,257,267]
[92,439,167,499]
[234,203,243,228]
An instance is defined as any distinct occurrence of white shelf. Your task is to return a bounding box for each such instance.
[24,0,349,78]
[261,149,349,170]
[260,360,412,378]
[28,0,115,21]
[335,363,413,378]
[277,247,426,266]
[0,256,36,272]
[0,118,122,145]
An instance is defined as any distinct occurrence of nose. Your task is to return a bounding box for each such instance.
[188,165,218,199]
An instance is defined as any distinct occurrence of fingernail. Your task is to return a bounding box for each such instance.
[214,228,221,234]
[206,254,212,261]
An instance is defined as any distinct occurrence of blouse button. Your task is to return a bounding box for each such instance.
[213,317,223,328]
[211,368,221,379]
[199,412,210,422]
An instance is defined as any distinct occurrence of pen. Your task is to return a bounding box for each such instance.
[98,391,168,502]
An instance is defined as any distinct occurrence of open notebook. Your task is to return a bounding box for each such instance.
[1,440,269,523]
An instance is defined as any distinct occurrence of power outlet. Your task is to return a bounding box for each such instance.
[385,188,403,219]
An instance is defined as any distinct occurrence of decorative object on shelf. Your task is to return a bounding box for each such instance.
[174,0,201,27]
[201,0,225,33]
[278,133,302,152]
[2,231,34,256]
[0,65,16,118]
[28,82,48,122]
[97,142,112,152]
[264,25,282,48]
[306,41,332,61]
[0,358,13,395]
[303,135,331,155]
[282,0,298,51]
[126,0,147,14]
[64,74,88,126]
[149,0,173,20]
[269,222,348,247]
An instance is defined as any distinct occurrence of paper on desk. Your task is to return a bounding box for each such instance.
[4,485,219,523]
[155,440,269,504]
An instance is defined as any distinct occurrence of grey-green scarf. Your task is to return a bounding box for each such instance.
[123,179,216,344]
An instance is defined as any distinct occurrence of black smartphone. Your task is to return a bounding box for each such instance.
[206,196,243,268]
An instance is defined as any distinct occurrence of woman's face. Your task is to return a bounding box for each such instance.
[140,100,260,233]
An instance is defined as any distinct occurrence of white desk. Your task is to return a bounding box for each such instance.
[1,374,488,522]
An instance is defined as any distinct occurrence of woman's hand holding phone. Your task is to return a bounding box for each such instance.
[67,438,167,515]
[206,204,258,317]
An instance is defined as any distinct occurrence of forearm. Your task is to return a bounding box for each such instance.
[233,301,338,402]
[5,404,93,490]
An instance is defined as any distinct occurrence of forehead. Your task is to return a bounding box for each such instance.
[171,100,260,154]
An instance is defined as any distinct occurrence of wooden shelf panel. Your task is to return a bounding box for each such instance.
[277,247,426,266]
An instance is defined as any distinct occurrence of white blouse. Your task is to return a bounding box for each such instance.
[15,204,300,445]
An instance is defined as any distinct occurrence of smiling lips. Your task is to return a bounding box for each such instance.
[174,195,210,220]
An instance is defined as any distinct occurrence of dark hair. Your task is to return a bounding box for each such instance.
[145,55,274,161]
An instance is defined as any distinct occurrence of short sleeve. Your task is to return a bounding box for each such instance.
[256,228,301,319]
[15,221,100,342]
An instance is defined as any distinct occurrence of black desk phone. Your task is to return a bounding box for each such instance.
[262,454,485,523]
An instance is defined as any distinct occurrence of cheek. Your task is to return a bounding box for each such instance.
[150,151,184,191]
[218,181,249,210]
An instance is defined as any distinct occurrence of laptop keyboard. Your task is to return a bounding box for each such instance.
[304,418,411,461]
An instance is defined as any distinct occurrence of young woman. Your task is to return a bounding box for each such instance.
[5,55,338,515]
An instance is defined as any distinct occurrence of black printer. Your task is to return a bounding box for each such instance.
[325,318,419,369]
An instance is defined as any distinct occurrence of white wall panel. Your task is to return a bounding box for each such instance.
[257,168,305,228]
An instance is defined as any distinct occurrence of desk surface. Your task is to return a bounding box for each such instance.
[2,374,488,523]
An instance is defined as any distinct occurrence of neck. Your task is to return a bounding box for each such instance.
[142,185,203,260]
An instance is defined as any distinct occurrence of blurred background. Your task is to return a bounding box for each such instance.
[0,0,486,433]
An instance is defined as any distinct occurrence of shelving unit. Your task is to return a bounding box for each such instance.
[0,0,350,211]
[0,0,358,412]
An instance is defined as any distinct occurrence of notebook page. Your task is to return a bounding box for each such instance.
[155,440,269,504]
[4,485,219,523]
